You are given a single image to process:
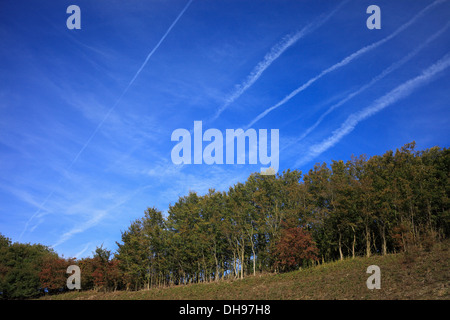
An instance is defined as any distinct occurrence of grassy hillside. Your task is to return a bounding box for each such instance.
[40,241,449,300]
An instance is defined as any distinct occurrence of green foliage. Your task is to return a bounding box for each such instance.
[2,141,449,297]
[112,142,450,290]
[0,236,57,299]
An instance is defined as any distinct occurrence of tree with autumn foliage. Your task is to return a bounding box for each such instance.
[274,221,318,272]
[39,256,75,294]
[80,245,123,292]
[1,142,448,297]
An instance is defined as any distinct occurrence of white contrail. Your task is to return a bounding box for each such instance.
[68,0,194,170]
[210,0,348,122]
[245,0,447,129]
[284,21,450,150]
[19,0,193,240]
[18,189,56,240]
[295,52,450,167]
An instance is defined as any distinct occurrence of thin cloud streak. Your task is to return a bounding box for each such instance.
[19,0,193,240]
[246,0,447,129]
[74,242,92,259]
[19,188,58,241]
[68,0,194,170]
[295,52,450,167]
[210,0,348,122]
[283,21,450,150]
[50,185,149,249]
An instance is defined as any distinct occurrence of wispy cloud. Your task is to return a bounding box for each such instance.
[50,185,148,249]
[295,52,450,167]
[210,0,348,122]
[0,190,48,236]
[19,189,58,241]
[68,0,193,170]
[50,211,107,249]
[284,21,450,150]
[18,0,193,240]
[245,0,447,128]
[74,242,92,259]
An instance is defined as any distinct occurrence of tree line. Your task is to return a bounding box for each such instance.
[1,142,448,298]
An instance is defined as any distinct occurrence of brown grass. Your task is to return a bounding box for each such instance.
[39,240,450,300]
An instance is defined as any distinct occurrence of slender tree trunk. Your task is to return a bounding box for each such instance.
[366,224,371,257]
[427,199,434,238]
[351,226,356,258]
[381,224,387,256]
[372,231,377,253]
[338,231,344,261]
[215,255,219,282]
[233,249,238,278]
[410,199,416,244]
[250,238,256,276]
[240,246,245,279]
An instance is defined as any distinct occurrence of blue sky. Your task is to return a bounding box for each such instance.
[1,0,449,259]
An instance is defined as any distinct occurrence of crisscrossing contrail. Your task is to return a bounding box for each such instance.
[19,0,193,240]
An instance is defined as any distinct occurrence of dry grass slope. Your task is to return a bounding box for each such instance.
[40,241,449,300]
